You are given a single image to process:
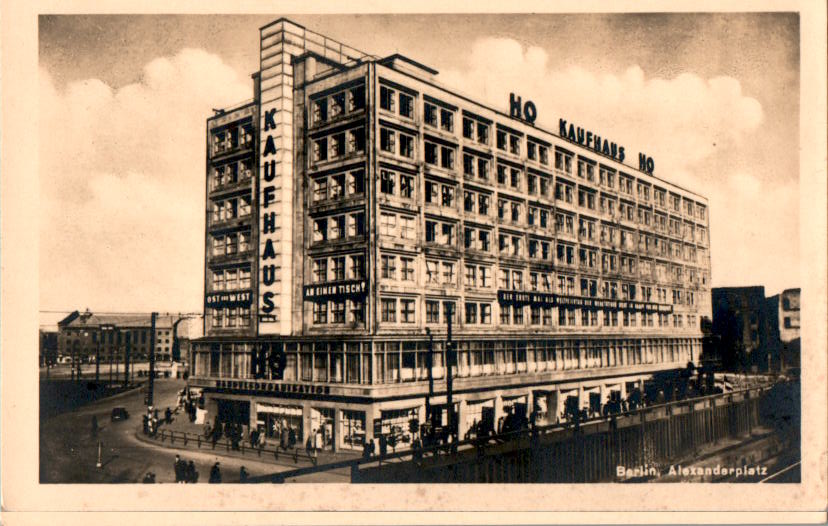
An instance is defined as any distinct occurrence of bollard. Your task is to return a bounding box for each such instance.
[96,441,103,468]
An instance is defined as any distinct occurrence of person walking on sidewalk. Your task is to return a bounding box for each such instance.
[239,466,249,483]
[173,454,184,483]
[209,462,222,483]
[186,460,198,483]
[306,431,317,466]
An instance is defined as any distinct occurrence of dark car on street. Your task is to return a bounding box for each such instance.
[110,407,129,422]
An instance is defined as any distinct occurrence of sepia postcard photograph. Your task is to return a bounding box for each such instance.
[2,1,826,524]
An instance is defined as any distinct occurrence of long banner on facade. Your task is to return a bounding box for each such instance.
[497,290,673,313]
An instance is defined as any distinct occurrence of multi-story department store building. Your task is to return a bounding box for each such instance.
[189,18,712,452]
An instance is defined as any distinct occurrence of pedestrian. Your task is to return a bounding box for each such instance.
[186,460,198,483]
[91,415,98,435]
[379,434,387,457]
[288,426,296,449]
[239,466,249,483]
[279,427,288,451]
[142,415,149,435]
[362,441,372,460]
[209,462,221,483]
[165,407,172,424]
[174,454,184,483]
[306,432,317,465]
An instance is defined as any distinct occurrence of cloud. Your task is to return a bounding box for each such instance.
[441,37,796,296]
[40,48,251,312]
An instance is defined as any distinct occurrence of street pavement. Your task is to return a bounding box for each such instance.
[39,377,350,483]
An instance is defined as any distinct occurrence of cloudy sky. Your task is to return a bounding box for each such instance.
[38,13,800,317]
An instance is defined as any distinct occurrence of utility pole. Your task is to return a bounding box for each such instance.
[446,303,455,445]
[124,332,131,386]
[147,312,157,408]
[425,328,434,429]
[95,330,103,383]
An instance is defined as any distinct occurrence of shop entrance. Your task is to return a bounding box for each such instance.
[310,407,335,451]
[464,399,495,439]
[341,410,366,449]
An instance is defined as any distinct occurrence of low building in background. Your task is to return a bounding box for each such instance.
[712,286,800,373]
[765,288,801,373]
[56,310,187,365]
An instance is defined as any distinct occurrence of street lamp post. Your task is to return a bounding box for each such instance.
[446,303,455,446]
[147,312,157,408]
[425,328,434,429]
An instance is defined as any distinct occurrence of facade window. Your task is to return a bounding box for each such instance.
[380,85,395,112]
[425,221,437,243]
[350,255,365,279]
[465,303,478,324]
[424,103,438,127]
[496,129,507,150]
[401,300,416,323]
[497,165,507,185]
[380,170,395,195]
[330,300,346,324]
[399,173,414,198]
[426,301,440,323]
[479,230,490,252]
[400,257,415,282]
[477,122,489,144]
[313,302,328,324]
[481,304,492,324]
[347,128,365,154]
[399,93,414,118]
[380,128,395,153]
[348,212,365,237]
[509,135,520,155]
[399,215,415,240]
[381,255,397,280]
[463,117,474,139]
[380,212,396,237]
[440,109,454,132]
[399,134,414,158]
[349,299,365,324]
[313,259,327,283]
[500,305,511,325]
[348,170,365,195]
[381,299,397,323]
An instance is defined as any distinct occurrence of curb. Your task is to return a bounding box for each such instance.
[132,429,357,470]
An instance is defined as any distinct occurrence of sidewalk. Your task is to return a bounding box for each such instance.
[135,410,361,471]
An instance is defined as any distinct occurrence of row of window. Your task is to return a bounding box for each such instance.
[311,212,366,243]
[372,80,708,221]
[210,159,253,192]
[312,299,365,325]
[210,122,253,155]
[211,194,252,223]
[312,254,366,283]
[369,297,699,328]
[311,169,365,202]
[374,209,707,278]
[311,127,366,163]
[211,265,252,291]
[194,336,698,385]
[209,306,252,329]
[377,255,701,305]
[311,85,366,125]
[372,163,708,242]
[211,231,251,257]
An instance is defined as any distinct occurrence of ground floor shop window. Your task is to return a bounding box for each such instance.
[256,404,302,445]
[310,407,335,450]
[375,407,418,452]
[342,410,365,449]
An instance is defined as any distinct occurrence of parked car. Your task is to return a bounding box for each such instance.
[111,407,129,422]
